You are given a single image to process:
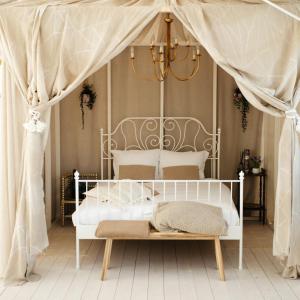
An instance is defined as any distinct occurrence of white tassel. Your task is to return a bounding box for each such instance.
[23,110,46,133]
[285,108,300,133]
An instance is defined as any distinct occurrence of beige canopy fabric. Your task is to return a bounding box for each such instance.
[0,0,162,284]
[170,1,300,277]
[0,0,299,283]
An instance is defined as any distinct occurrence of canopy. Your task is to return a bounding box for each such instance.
[0,0,299,284]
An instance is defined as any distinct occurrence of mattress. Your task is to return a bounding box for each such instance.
[72,181,240,226]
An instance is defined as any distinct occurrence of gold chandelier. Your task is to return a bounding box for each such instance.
[130,13,201,82]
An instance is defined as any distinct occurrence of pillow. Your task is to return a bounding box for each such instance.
[162,165,200,180]
[119,165,156,180]
[160,150,209,179]
[111,149,160,179]
[151,201,227,235]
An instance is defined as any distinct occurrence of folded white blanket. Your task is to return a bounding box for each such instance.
[83,182,153,207]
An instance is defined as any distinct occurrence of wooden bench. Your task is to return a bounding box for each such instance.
[100,230,225,281]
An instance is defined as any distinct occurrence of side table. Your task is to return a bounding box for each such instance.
[237,168,266,224]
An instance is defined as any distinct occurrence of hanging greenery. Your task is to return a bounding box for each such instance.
[79,83,97,129]
[233,87,250,131]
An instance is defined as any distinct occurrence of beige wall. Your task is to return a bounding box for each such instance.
[60,66,108,174]
[55,46,265,219]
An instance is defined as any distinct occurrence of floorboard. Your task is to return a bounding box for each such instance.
[1,222,298,300]
[163,241,180,300]
[131,241,150,300]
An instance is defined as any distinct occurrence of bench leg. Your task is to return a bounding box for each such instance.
[101,239,113,281]
[214,237,225,281]
[106,239,113,270]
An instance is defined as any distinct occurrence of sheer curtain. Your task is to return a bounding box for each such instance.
[171,0,300,277]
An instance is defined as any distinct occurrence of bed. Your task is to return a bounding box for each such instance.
[72,117,244,270]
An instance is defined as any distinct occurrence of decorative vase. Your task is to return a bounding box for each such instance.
[252,167,261,174]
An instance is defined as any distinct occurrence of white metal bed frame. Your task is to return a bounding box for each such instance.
[100,116,221,180]
[74,116,244,270]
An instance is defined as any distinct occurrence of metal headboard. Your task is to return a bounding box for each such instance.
[99,117,221,179]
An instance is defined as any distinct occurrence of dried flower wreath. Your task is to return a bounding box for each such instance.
[79,83,97,129]
[233,87,250,131]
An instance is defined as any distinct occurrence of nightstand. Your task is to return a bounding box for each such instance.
[61,172,98,226]
[237,168,266,224]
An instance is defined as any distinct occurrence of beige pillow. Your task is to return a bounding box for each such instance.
[162,165,200,180]
[119,165,156,180]
[151,201,227,235]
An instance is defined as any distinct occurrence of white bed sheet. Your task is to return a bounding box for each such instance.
[72,181,240,226]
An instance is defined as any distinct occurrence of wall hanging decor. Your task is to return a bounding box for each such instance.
[79,83,97,129]
[233,87,250,131]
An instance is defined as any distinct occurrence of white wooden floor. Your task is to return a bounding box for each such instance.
[1,223,300,300]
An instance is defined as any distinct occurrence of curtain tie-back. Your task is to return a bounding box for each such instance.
[23,109,47,133]
[285,109,300,133]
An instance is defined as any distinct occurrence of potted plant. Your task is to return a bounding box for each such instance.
[251,156,262,174]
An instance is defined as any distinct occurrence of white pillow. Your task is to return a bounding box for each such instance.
[111,149,160,179]
[160,150,209,179]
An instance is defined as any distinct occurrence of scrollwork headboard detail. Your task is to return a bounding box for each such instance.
[100,117,221,179]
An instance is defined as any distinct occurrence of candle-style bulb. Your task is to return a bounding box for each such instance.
[192,49,196,61]
[130,46,135,59]
[159,45,163,54]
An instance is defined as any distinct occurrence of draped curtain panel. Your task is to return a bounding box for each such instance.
[171,1,300,277]
[0,0,299,283]
[0,0,162,284]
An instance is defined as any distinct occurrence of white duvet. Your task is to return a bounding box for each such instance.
[72,181,239,226]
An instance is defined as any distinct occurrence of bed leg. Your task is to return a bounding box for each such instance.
[239,238,243,270]
[76,236,80,269]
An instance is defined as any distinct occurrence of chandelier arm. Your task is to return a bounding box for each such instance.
[177,46,191,62]
[170,47,176,62]
[154,61,164,82]
[150,47,161,63]
[131,59,158,81]
[159,60,167,79]
[169,55,200,81]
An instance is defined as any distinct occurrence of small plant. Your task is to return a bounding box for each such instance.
[79,83,97,129]
[233,88,250,131]
[251,156,261,168]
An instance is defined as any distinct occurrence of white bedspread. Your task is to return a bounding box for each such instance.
[72,181,239,226]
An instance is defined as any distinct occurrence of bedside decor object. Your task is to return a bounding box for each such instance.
[251,156,262,174]
[61,171,98,226]
[79,83,97,129]
[239,149,251,174]
[233,88,250,131]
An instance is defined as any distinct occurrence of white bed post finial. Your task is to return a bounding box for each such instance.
[239,171,244,181]
[74,170,80,269]
[238,170,244,270]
